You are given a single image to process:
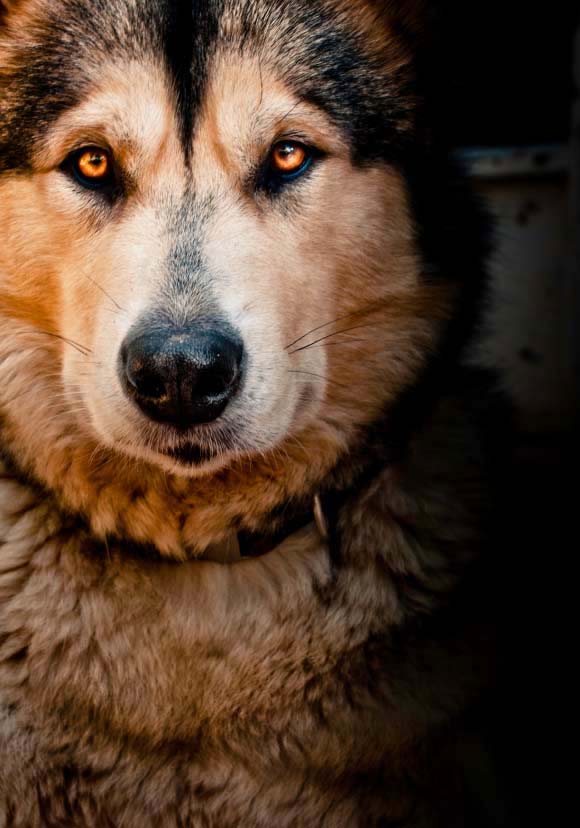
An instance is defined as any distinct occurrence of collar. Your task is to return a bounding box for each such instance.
[199,431,397,564]
[201,494,330,563]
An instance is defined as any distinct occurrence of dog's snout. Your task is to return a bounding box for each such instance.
[121,327,244,427]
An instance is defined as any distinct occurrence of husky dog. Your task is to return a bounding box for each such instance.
[0,1,503,825]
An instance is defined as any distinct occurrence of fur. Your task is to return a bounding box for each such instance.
[0,1,502,824]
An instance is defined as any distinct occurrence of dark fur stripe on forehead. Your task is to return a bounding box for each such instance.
[162,1,223,157]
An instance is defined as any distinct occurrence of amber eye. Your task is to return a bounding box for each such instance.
[270,142,312,179]
[67,146,115,190]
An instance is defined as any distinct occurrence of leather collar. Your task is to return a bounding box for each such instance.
[201,495,330,563]
[200,429,397,564]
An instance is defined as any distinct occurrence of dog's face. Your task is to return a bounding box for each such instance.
[0,1,448,488]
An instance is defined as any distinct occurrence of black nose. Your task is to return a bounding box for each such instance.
[121,326,244,427]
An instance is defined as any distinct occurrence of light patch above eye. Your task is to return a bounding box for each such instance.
[271,142,308,175]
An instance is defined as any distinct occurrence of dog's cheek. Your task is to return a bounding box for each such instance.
[0,178,70,332]
[45,205,168,441]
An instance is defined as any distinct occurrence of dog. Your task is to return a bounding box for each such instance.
[0,1,504,825]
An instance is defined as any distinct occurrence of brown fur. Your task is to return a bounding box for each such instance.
[0,389,494,825]
[1,1,498,824]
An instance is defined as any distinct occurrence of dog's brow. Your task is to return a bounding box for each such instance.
[275,102,303,130]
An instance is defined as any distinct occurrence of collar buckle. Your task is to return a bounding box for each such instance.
[313,494,330,541]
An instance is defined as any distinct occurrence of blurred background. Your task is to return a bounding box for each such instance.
[439,3,578,825]
[442,0,578,431]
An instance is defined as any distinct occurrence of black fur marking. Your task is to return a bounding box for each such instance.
[293,19,415,164]
[164,442,215,466]
[0,0,155,171]
[161,0,223,157]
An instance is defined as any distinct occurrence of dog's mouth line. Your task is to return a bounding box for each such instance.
[123,421,237,466]
[162,442,220,466]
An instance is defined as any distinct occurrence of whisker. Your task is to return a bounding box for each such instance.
[80,271,125,312]
[38,330,92,356]
[285,300,388,351]
[289,338,368,352]
[276,101,302,129]
[285,315,351,351]
[289,322,385,355]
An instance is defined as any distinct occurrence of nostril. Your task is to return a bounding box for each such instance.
[130,369,167,402]
[195,340,244,399]
[194,366,228,399]
[123,347,167,401]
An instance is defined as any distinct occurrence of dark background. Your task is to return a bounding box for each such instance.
[436,3,577,826]
[440,0,577,147]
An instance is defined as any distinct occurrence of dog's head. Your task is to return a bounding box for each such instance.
[0,1,476,550]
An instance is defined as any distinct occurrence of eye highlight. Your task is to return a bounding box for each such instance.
[65,146,115,191]
[270,142,310,178]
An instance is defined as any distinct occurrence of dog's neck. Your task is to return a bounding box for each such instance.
[0,397,401,568]
[0,424,348,558]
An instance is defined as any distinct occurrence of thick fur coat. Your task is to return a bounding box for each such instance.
[0,1,502,825]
